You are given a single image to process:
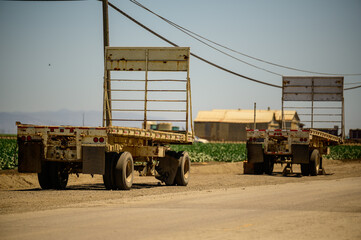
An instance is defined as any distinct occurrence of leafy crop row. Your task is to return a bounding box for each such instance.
[171,143,247,163]
[324,145,361,160]
[172,143,361,163]
[0,139,18,170]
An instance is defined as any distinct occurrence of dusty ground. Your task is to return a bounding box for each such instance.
[1,159,361,215]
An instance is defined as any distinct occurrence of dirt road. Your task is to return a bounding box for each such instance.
[0,159,361,215]
[1,177,361,240]
[0,159,361,239]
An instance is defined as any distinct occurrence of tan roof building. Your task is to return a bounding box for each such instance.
[194,109,300,141]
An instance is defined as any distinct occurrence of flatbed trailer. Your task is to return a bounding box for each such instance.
[244,128,342,176]
[17,123,192,189]
[17,46,194,190]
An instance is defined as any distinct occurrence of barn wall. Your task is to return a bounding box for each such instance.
[194,122,207,139]
[228,123,244,141]
[195,121,281,141]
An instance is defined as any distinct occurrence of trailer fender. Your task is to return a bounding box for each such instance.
[18,140,42,173]
[291,144,309,164]
[82,146,105,175]
[246,143,264,163]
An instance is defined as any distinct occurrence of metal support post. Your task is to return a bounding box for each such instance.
[144,50,149,130]
[102,0,112,127]
[281,81,285,129]
[253,102,257,129]
[311,79,314,129]
[342,97,345,139]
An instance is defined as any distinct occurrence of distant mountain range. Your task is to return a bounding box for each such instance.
[0,110,102,134]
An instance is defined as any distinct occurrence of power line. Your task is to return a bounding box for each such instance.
[344,82,361,85]
[130,0,361,77]
[109,2,358,91]
[130,0,283,77]
[108,2,282,89]
[345,85,361,90]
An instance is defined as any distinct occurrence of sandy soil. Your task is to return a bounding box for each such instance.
[1,159,360,215]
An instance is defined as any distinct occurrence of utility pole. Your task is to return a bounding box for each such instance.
[102,0,112,126]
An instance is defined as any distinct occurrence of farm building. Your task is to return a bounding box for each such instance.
[194,109,300,142]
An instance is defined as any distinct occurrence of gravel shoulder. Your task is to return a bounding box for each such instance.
[0,158,360,215]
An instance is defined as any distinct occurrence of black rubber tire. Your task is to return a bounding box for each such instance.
[38,162,52,189]
[309,149,320,176]
[175,152,190,186]
[46,162,68,190]
[301,164,310,176]
[114,152,134,190]
[103,152,118,190]
[263,156,274,175]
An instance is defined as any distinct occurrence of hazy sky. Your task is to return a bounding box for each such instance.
[0,0,360,131]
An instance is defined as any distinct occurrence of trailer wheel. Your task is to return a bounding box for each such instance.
[49,162,69,190]
[103,152,118,190]
[114,152,134,190]
[300,164,310,176]
[38,162,52,189]
[175,152,190,186]
[309,149,320,176]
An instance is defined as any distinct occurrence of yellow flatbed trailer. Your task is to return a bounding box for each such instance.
[244,128,341,176]
[17,47,194,190]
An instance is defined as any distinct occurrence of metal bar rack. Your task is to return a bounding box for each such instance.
[103,47,193,135]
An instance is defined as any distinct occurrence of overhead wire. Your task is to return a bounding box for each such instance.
[344,82,361,85]
[130,0,361,77]
[344,81,361,90]
[344,85,361,90]
[108,2,282,89]
[130,0,283,77]
[108,1,359,91]
[6,1,360,91]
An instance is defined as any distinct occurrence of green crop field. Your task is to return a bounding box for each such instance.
[324,145,361,160]
[171,143,247,163]
[0,138,18,170]
[171,143,361,163]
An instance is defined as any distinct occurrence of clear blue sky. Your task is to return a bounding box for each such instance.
[0,0,360,132]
